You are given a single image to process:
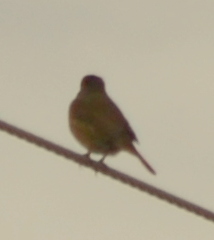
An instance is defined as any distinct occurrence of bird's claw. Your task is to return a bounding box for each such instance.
[83,152,91,159]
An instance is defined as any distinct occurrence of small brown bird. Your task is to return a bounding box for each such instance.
[69,75,156,175]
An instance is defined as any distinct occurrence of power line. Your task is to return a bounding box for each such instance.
[0,119,214,222]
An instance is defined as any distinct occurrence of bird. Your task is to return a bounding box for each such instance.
[69,75,156,175]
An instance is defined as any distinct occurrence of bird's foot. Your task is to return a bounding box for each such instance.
[98,155,107,164]
[83,152,91,159]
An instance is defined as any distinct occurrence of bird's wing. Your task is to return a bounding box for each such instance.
[89,94,138,142]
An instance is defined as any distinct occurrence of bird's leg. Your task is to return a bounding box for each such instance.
[83,151,91,158]
[99,154,107,164]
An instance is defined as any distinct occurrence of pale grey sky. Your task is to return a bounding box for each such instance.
[0,1,214,239]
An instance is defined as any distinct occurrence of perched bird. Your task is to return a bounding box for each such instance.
[69,75,156,175]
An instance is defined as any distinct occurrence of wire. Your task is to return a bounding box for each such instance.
[0,119,214,222]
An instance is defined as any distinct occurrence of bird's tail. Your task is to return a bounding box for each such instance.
[126,144,156,175]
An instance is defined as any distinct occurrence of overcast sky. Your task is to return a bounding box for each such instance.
[1,1,214,239]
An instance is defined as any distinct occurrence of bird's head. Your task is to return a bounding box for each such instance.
[81,75,105,92]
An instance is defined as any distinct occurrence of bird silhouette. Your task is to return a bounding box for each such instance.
[69,75,156,175]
